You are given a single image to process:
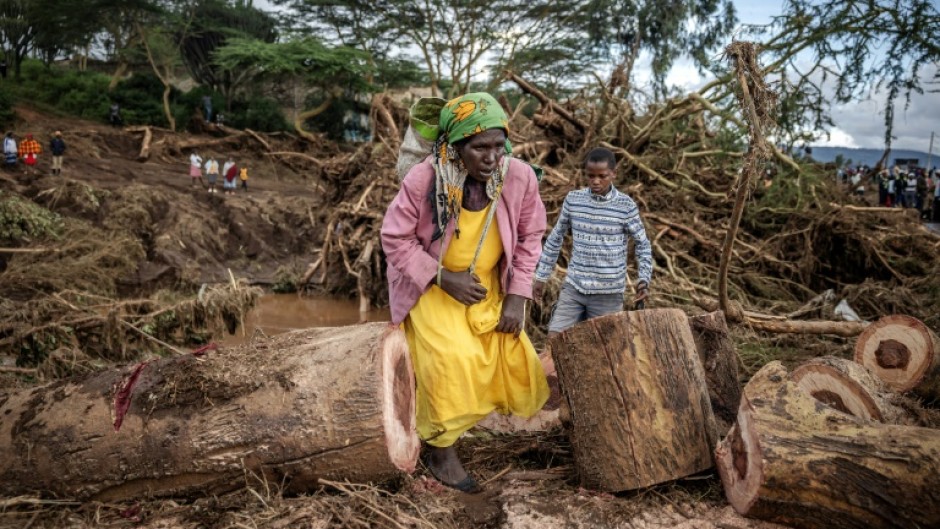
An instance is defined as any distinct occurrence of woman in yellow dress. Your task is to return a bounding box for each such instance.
[381,93,549,492]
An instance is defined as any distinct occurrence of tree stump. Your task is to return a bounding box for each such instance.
[716,361,940,529]
[689,311,742,433]
[854,315,940,402]
[0,323,419,500]
[550,309,718,492]
[791,356,908,424]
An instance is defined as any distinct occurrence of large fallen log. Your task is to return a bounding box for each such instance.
[716,361,940,529]
[550,309,718,492]
[0,323,419,500]
[689,311,742,433]
[854,315,940,403]
[791,356,909,425]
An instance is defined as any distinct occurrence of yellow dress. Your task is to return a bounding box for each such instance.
[404,204,549,447]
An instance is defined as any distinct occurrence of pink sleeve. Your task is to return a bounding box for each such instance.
[380,170,439,291]
[507,167,547,298]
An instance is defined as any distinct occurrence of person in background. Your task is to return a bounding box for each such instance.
[49,131,66,176]
[109,103,122,127]
[202,95,213,123]
[239,164,249,192]
[189,152,204,187]
[3,132,16,170]
[222,157,238,195]
[915,170,928,216]
[204,156,220,194]
[18,133,41,176]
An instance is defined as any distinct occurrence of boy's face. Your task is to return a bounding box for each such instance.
[585,160,615,195]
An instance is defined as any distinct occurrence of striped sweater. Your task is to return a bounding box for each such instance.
[535,186,653,294]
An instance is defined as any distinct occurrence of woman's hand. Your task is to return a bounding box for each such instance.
[496,294,526,336]
[439,269,487,305]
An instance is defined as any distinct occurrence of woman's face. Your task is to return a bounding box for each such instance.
[457,128,506,183]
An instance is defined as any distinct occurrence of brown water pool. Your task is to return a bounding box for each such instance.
[222,293,391,345]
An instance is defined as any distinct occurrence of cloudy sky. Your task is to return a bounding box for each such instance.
[255,0,938,153]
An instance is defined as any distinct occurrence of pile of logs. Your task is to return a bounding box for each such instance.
[714,314,940,529]
[547,309,940,527]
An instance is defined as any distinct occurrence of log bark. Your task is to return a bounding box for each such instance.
[550,309,718,492]
[791,356,909,425]
[854,315,940,402]
[716,361,940,529]
[689,311,742,433]
[0,323,419,500]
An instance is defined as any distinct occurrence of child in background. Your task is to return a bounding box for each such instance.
[239,165,249,191]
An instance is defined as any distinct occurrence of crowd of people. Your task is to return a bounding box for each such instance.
[841,163,940,221]
[2,131,66,176]
[187,152,249,194]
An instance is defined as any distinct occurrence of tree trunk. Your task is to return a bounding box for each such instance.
[136,126,153,162]
[716,361,940,529]
[0,323,419,501]
[791,356,909,425]
[689,311,742,433]
[294,98,333,143]
[854,315,940,402]
[550,309,718,492]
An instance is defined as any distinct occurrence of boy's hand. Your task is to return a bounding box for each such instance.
[439,269,487,305]
[497,294,526,336]
[532,281,545,302]
[632,281,650,308]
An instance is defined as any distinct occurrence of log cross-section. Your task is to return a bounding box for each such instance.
[716,361,940,529]
[550,309,718,492]
[854,315,940,402]
[0,323,419,500]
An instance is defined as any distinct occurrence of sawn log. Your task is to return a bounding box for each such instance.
[854,314,940,403]
[550,309,718,492]
[0,323,419,500]
[716,361,940,529]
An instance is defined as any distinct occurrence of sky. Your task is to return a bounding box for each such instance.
[255,0,938,153]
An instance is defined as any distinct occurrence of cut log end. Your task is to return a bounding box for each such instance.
[380,327,420,473]
[791,360,884,422]
[854,315,939,392]
[715,403,762,515]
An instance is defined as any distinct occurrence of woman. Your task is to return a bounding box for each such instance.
[381,93,549,493]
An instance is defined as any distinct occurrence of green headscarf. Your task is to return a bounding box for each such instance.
[439,93,509,145]
[430,92,511,241]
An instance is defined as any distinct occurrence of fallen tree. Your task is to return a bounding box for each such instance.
[0,323,419,500]
[716,361,940,529]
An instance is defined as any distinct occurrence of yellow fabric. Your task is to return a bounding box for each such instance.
[404,205,549,447]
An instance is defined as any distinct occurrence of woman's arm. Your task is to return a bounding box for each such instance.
[380,170,440,292]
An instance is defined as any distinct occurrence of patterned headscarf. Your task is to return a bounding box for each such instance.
[431,92,510,241]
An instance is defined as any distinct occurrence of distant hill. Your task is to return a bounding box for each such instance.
[806,146,937,169]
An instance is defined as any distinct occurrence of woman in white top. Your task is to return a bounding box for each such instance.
[189,152,204,187]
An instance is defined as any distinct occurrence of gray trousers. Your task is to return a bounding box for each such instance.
[547,282,624,333]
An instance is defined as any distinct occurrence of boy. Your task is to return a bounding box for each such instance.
[239,165,249,191]
[533,147,653,336]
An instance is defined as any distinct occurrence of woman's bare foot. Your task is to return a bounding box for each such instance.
[425,445,480,492]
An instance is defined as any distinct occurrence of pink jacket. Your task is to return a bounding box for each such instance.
[381,157,547,324]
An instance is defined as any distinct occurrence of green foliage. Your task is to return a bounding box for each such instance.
[230,96,290,131]
[9,60,179,126]
[113,72,181,127]
[0,84,15,126]
[0,192,62,245]
[178,0,278,101]
[213,36,374,92]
